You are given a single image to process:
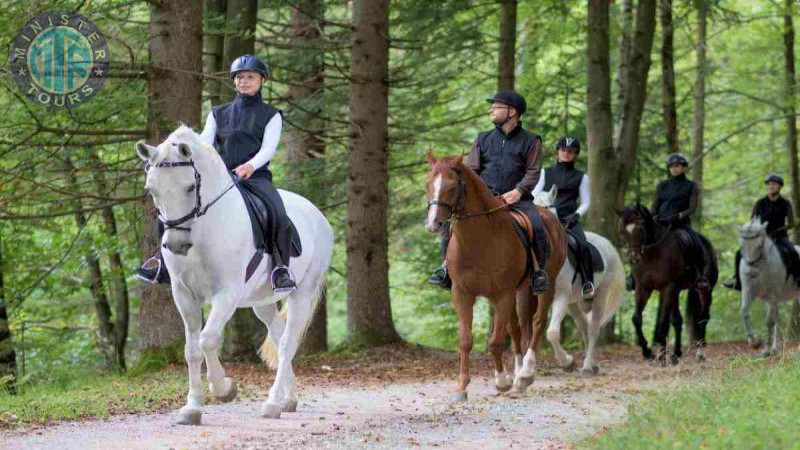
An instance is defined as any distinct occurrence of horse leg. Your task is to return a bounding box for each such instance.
[200,294,239,404]
[508,294,525,393]
[489,293,514,393]
[253,303,296,412]
[632,287,653,360]
[669,299,683,365]
[546,295,574,372]
[762,302,780,357]
[516,286,554,390]
[653,286,676,366]
[173,292,205,426]
[740,289,761,349]
[450,287,476,402]
[261,280,317,419]
[571,302,599,375]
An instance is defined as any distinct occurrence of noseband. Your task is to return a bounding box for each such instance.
[740,231,765,266]
[145,159,239,232]
[426,169,509,222]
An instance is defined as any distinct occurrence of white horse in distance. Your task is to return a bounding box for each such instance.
[738,218,800,356]
[534,186,625,375]
[136,126,333,424]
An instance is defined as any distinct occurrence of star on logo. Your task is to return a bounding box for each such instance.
[17,67,26,76]
[93,67,103,77]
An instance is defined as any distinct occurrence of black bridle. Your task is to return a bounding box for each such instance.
[740,231,766,266]
[621,211,672,263]
[145,159,240,232]
[426,169,509,222]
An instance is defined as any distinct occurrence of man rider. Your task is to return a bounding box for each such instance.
[428,90,550,294]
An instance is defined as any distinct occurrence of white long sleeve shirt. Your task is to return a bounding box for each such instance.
[531,169,591,217]
[199,110,283,170]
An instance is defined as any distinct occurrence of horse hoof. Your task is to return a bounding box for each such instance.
[281,399,298,413]
[670,354,680,366]
[260,403,282,419]
[512,382,527,394]
[758,349,773,359]
[642,348,654,360]
[581,365,599,376]
[212,377,238,403]
[516,375,534,390]
[176,407,202,426]
[563,358,577,373]
[449,390,468,402]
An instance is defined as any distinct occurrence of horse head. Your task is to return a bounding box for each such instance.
[533,185,558,215]
[137,126,225,256]
[739,217,769,265]
[424,150,466,233]
[617,203,652,264]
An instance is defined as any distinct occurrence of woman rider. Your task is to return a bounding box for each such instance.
[135,54,296,293]
[532,137,595,299]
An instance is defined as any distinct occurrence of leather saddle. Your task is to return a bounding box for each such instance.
[507,208,550,285]
[566,231,604,276]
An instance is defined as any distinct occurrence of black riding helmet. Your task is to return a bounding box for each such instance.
[666,153,689,168]
[230,54,269,79]
[765,173,784,186]
[556,136,581,155]
[486,90,527,117]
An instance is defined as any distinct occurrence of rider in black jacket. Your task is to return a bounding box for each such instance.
[428,90,550,294]
[724,173,800,290]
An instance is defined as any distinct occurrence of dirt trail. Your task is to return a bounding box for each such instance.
[1,343,747,450]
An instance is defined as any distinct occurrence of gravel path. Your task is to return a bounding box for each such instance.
[1,343,745,450]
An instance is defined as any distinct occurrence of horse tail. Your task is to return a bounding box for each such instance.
[594,234,626,326]
[258,277,327,369]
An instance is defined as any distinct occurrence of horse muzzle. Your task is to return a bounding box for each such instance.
[163,240,193,256]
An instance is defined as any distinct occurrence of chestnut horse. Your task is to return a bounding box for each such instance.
[425,152,566,400]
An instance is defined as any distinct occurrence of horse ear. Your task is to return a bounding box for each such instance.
[136,141,156,162]
[760,220,769,231]
[177,142,193,159]
[426,149,436,166]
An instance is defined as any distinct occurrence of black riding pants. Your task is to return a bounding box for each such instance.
[566,221,594,285]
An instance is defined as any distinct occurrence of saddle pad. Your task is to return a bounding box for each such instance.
[566,232,604,273]
[236,181,301,258]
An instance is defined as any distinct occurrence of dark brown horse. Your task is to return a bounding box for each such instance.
[617,203,717,364]
[425,152,566,400]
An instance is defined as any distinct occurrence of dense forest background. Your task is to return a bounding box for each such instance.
[0,0,797,390]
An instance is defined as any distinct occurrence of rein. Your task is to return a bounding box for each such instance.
[145,159,240,232]
[740,232,767,266]
[427,169,510,223]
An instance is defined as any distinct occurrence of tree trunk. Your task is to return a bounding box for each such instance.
[691,0,708,227]
[218,0,262,361]
[497,0,517,91]
[782,0,800,339]
[660,0,680,154]
[346,0,401,346]
[0,227,17,393]
[587,0,616,343]
[615,0,634,121]
[141,0,203,354]
[221,0,257,103]
[285,0,328,355]
[63,156,117,369]
[88,150,129,371]
[204,0,227,106]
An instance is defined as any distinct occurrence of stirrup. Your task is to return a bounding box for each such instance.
[582,281,596,300]
[270,265,296,293]
[134,256,162,285]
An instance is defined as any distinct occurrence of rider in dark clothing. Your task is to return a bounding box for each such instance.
[428,90,551,294]
[136,54,296,293]
[651,153,710,290]
[725,173,800,290]
[533,137,595,299]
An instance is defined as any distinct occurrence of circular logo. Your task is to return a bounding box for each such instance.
[9,10,110,110]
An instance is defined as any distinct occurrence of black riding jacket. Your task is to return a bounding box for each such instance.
[466,124,542,200]
[652,173,698,227]
[752,195,794,239]
[543,161,585,219]
[211,92,280,180]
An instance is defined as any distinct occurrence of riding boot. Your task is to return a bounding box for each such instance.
[690,231,710,290]
[530,233,549,295]
[270,225,296,293]
[134,254,171,285]
[428,224,452,289]
[723,249,742,291]
[580,249,596,300]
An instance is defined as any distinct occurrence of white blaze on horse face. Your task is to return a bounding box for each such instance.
[425,174,443,232]
[625,223,636,235]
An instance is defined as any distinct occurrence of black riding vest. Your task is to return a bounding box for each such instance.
[753,195,792,239]
[211,92,280,180]
[654,173,695,226]
[543,161,584,219]
[476,125,540,199]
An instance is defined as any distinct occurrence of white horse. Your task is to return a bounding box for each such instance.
[136,126,333,424]
[738,218,800,356]
[534,186,625,375]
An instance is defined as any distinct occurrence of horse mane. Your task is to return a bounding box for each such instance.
[431,156,502,209]
[161,125,226,171]
[620,202,658,244]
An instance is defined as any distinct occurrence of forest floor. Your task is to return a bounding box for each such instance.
[1,341,752,450]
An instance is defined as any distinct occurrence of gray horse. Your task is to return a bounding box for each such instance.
[739,218,800,356]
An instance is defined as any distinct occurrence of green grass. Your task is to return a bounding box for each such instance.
[581,356,800,449]
[0,367,187,425]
